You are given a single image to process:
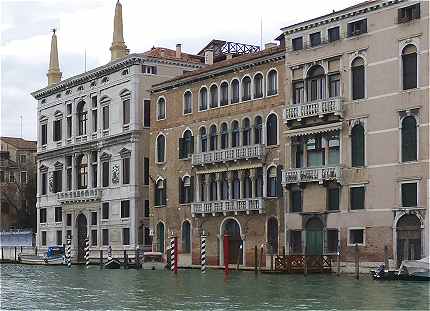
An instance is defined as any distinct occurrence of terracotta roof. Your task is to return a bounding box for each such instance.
[152,46,284,90]
[143,47,204,64]
[0,137,37,150]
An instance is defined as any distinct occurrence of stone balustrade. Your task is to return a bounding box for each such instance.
[192,144,265,166]
[284,97,342,121]
[191,198,263,216]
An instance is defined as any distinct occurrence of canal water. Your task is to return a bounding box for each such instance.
[1,264,428,310]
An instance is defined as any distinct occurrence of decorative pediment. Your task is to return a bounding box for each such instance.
[119,148,131,158]
[100,152,111,162]
[54,161,64,170]
[119,88,131,98]
[54,110,63,118]
[39,165,48,172]
[100,95,111,105]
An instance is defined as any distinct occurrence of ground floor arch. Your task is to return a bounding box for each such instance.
[396,213,422,266]
[76,213,87,262]
[305,217,324,255]
[220,217,243,266]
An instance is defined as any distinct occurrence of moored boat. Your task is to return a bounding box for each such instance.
[104,258,121,269]
[18,246,65,266]
[142,252,164,270]
[371,257,430,281]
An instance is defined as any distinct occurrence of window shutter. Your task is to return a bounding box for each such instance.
[347,23,353,37]
[190,136,194,154]
[179,177,184,204]
[162,179,167,206]
[276,165,283,198]
[414,3,420,19]
[178,138,184,159]
[190,176,194,202]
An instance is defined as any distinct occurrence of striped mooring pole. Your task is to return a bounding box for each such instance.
[85,237,90,267]
[201,231,207,273]
[170,233,177,273]
[66,236,72,268]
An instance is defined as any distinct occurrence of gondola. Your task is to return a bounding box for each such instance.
[371,257,429,281]
[104,257,121,269]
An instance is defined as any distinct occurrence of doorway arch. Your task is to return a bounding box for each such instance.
[396,214,421,266]
[156,222,165,253]
[220,218,243,265]
[305,217,324,255]
[76,213,87,262]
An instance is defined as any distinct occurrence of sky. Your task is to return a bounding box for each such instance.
[0,0,359,141]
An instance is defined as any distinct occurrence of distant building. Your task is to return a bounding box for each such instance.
[0,137,37,231]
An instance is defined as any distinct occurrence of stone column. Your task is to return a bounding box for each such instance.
[62,164,67,192]
[227,171,233,200]
[205,174,210,202]
[250,168,256,198]
[238,170,244,199]
[262,165,267,197]
[196,174,201,202]
[96,150,101,188]
[72,154,77,190]
[216,173,221,201]
[87,152,93,189]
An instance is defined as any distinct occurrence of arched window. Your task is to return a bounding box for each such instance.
[180,176,193,204]
[231,121,240,147]
[156,134,166,163]
[210,84,218,108]
[199,87,208,111]
[306,65,325,101]
[220,82,229,106]
[220,123,229,149]
[179,130,193,159]
[267,69,278,96]
[352,57,365,100]
[242,76,251,101]
[155,179,166,206]
[242,118,251,146]
[351,124,365,167]
[231,79,240,104]
[401,116,417,162]
[254,73,263,99]
[266,113,278,146]
[209,174,217,201]
[402,45,417,90]
[267,217,278,254]
[183,91,192,114]
[243,170,252,198]
[77,101,87,136]
[254,116,263,144]
[77,154,88,189]
[181,221,191,253]
[209,125,217,151]
[255,167,263,197]
[232,172,240,199]
[157,97,166,120]
[200,127,207,152]
[220,173,229,200]
[267,166,277,197]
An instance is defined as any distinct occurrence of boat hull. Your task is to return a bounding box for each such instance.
[104,259,121,269]
[370,270,430,281]
[18,254,65,266]
[141,262,165,270]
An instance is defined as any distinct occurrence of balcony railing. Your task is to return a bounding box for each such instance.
[282,166,342,185]
[192,144,265,166]
[57,188,102,203]
[284,97,342,122]
[191,198,263,216]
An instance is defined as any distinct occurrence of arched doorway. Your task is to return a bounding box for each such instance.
[267,217,278,255]
[76,213,87,262]
[305,217,323,255]
[222,218,243,265]
[156,222,165,253]
[397,214,421,266]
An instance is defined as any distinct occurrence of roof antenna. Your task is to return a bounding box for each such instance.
[84,49,87,72]
[260,17,263,49]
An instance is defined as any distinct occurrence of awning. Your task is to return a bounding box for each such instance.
[285,122,342,138]
[196,162,263,174]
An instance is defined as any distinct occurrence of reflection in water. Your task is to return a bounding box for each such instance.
[1,264,429,310]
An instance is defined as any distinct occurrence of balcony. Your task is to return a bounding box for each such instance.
[192,144,265,166]
[282,166,342,185]
[191,198,263,217]
[284,97,342,122]
[57,188,102,203]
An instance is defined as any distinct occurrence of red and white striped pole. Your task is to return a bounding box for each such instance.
[201,231,207,273]
[170,233,177,273]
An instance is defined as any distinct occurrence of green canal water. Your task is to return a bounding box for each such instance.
[1,264,429,310]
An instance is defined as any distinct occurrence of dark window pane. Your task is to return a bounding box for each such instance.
[292,37,303,51]
[102,202,109,219]
[310,32,321,47]
[122,157,130,184]
[352,65,365,100]
[143,100,150,127]
[123,228,130,245]
[351,125,365,167]
[327,230,338,253]
[350,187,365,210]
[401,116,417,162]
[291,190,302,212]
[327,188,340,211]
[403,52,417,90]
[328,27,340,42]
[350,229,364,244]
[91,230,97,246]
[102,229,109,245]
[121,200,130,218]
[401,183,417,207]
[290,231,302,254]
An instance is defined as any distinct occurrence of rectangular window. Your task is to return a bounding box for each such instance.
[352,65,365,100]
[144,200,150,217]
[290,230,302,254]
[91,229,97,246]
[102,161,109,187]
[347,19,367,37]
[401,182,417,207]
[350,186,365,210]
[53,119,62,141]
[102,202,109,219]
[142,65,157,75]
[92,109,97,132]
[102,106,109,130]
[398,3,420,24]
[121,200,130,218]
[0,171,4,183]
[66,213,72,226]
[66,156,72,191]
[66,116,72,138]
[40,208,47,223]
[91,211,97,225]
[309,32,321,47]
[41,231,47,246]
[144,227,152,246]
[328,74,340,98]
[293,81,304,104]
[143,100,150,127]
[55,206,62,222]
[290,190,302,213]
[41,124,47,145]
[326,229,338,253]
[122,228,130,245]
[20,171,27,184]
[9,172,15,183]
[306,137,324,167]
[123,99,130,125]
[292,37,303,51]
[328,26,340,42]
[349,229,364,245]
[41,173,47,195]
[53,170,62,193]
[144,157,149,185]
[122,157,130,184]
[328,134,340,165]
[56,230,62,245]
[66,230,72,239]
[327,188,340,211]
[19,154,26,164]
[102,229,109,246]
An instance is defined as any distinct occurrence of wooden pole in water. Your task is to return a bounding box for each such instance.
[336,240,341,276]
[259,245,264,271]
[20,246,23,253]
[254,246,258,274]
[100,249,103,268]
[35,246,37,255]
[1,247,3,261]
[384,244,389,270]
[303,254,308,276]
[236,243,241,270]
[14,247,17,262]
[355,244,359,280]
[124,250,128,269]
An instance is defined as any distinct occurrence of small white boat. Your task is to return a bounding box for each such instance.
[142,252,164,270]
[18,246,65,266]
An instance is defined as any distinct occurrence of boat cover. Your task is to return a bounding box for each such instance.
[399,257,430,275]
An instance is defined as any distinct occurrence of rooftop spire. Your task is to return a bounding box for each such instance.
[47,28,62,86]
[110,0,129,61]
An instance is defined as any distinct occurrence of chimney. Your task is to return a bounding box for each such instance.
[204,50,214,65]
[176,44,182,59]
[265,42,277,50]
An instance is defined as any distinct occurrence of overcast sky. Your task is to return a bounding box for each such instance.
[1,0,359,141]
